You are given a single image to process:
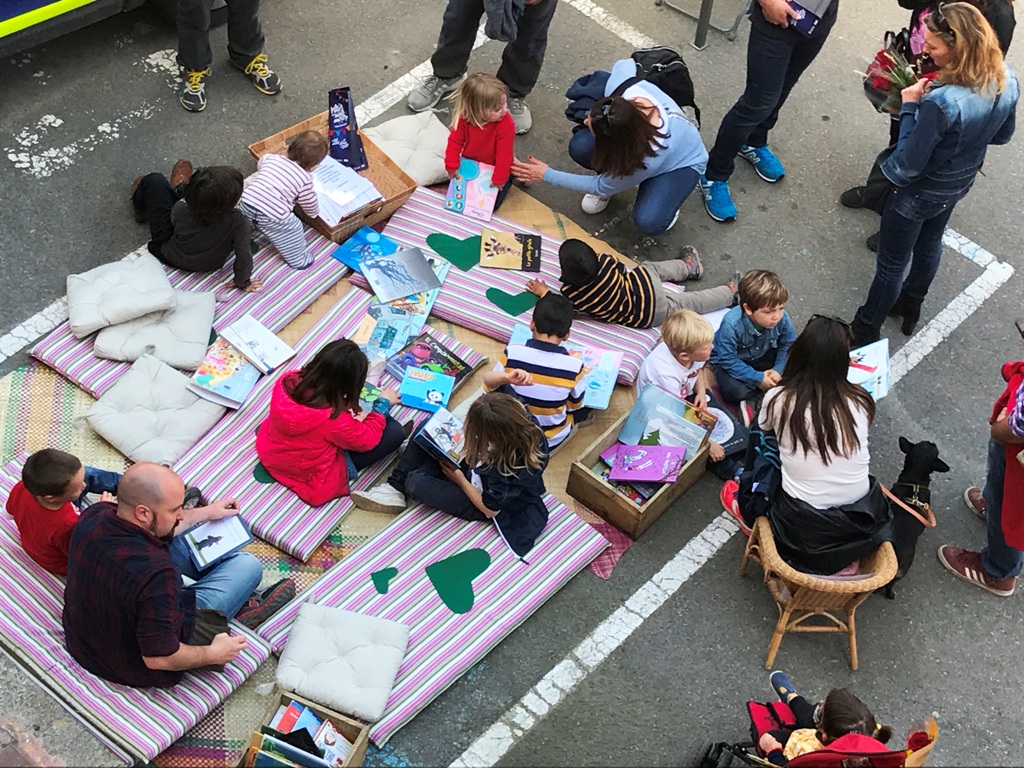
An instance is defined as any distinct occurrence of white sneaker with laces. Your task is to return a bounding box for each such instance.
[581,194,610,214]
[351,484,408,514]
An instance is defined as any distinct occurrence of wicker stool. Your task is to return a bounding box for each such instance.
[740,517,898,670]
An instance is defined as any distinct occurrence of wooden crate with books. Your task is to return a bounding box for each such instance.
[249,117,416,243]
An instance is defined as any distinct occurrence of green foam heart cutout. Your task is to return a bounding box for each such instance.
[486,288,538,317]
[371,567,399,595]
[253,462,276,484]
[425,548,491,614]
[426,233,482,271]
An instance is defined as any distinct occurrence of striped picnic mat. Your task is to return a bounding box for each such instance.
[256,495,608,745]
[0,457,272,763]
[348,187,672,385]
[32,229,345,398]
[174,287,488,561]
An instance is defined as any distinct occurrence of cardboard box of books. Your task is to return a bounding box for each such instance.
[239,691,371,768]
[566,385,711,540]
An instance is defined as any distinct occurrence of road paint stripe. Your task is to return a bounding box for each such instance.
[945,227,995,268]
[561,0,656,48]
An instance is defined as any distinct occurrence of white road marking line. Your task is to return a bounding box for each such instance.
[560,0,656,48]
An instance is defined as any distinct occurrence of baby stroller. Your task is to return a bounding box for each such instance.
[690,700,938,767]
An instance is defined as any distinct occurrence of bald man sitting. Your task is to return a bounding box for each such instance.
[62,462,290,688]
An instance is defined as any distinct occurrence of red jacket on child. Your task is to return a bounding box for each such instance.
[444,114,515,186]
[255,372,387,506]
[6,482,78,575]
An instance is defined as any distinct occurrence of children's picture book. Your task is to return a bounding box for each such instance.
[399,367,455,412]
[362,247,443,305]
[313,720,351,767]
[368,256,450,336]
[359,381,383,412]
[181,515,254,570]
[508,324,623,410]
[188,337,263,409]
[352,311,414,361]
[268,703,351,768]
[618,384,714,457]
[413,406,466,466]
[607,444,688,483]
[702,391,749,456]
[218,314,296,375]
[328,86,368,170]
[385,331,475,387]
[257,731,330,768]
[312,155,381,226]
[331,226,399,273]
[445,158,498,222]
[848,337,890,401]
[479,229,541,272]
[598,444,662,499]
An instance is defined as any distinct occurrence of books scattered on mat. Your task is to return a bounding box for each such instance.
[331,226,399,273]
[312,155,382,226]
[219,313,297,374]
[399,367,454,412]
[508,324,622,410]
[619,384,716,456]
[253,701,352,768]
[362,246,443,304]
[352,311,415,361]
[445,158,498,222]
[848,338,890,401]
[414,406,465,466]
[366,255,451,338]
[479,229,541,272]
[386,331,476,388]
[181,514,254,570]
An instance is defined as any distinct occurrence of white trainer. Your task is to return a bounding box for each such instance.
[581,194,610,214]
[351,484,408,513]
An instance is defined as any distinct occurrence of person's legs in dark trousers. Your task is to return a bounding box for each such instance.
[387,441,485,519]
[713,365,763,404]
[567,126,596,170]
[350,416,407,471]
[176,0,213,70]
[706,25,830,181]
[225,0,265,67]
[899,204,956,304]
[133,173,178,254]
[981,437,1024,579]
[430,0,486,80]
[496,0,557,98]
[632,167,700,235]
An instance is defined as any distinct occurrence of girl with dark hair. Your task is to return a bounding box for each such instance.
[255,339,406,506]
[131,163,261,292]
[510,58,707,236]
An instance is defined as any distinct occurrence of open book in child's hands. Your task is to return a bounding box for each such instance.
[445,158,498,222]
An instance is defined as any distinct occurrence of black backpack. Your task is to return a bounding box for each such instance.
[612,46,701,129]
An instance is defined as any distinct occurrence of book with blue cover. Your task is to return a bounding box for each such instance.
[618,384,715,457]
[331,226,399,273]
[399,367,455,412]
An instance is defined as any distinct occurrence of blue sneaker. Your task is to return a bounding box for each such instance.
[769,670,798,703]
[739,144,785,182]
[698,175,737,222]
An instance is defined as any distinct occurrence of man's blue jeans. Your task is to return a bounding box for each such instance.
[169,536,263,620]
[981,437,1024,580]
[705,23,830,181]
[75,466,122,510]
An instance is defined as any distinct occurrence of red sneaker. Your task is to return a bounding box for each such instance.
[937,545,1015,597]
[720,479,750,536]
[963,486,986,519]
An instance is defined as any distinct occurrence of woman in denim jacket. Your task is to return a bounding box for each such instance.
[851,2,1018,347]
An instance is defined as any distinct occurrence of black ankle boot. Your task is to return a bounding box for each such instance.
[889,291,923,336]
[850,316,880,349]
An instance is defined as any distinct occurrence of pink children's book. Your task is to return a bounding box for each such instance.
[607,444,688,483]
[445,158,498,222]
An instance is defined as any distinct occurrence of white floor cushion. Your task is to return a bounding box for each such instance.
[86,354,226,465]
[67,251,177,338]
[364,112,450,187]
[93,290,216,370]
[276,604,410,723]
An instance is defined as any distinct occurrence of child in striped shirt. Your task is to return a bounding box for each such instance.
[482,293,588,451]
[239,130,328,270]
[526,238,735,330]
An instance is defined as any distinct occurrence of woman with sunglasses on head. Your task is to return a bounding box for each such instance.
[510,58,707,237]
[738,316,893,576]
[850,2,1018,346]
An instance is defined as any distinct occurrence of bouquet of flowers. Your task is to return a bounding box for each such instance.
[858,45,936,114]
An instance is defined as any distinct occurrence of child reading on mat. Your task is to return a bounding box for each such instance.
[238,130,328,270]
[446,73,516,211]
[131,164,262,293]
[527,239,735,331]
[352,392,550,557]
[759,670,893,764]
[255,339,407,506]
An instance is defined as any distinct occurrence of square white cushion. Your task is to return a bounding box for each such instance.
[67,251,177,338]
[86,354,226,465]
[364,112,450,187]
[93,290,216,370]
[276,604,410,723]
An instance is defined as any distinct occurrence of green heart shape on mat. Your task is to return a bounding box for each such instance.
[425,548,491,614]
[486,287,538,317]
[371,566,399,595]
[426,233,482,271]
[253,462,276,484]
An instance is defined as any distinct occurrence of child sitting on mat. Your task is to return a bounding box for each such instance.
[238,130,328,270]
[446,73,516,211]
[352,392,550,557]
[526,238,734,330]
[132,164,262,293]
[255,339,407,506]
[759,670,893,765]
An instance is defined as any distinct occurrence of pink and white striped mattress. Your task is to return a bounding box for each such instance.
[0,457,272,763]
[32,230,344,398]
[349,187,675,384]
[173,287,488,561]
[256,495,607,745]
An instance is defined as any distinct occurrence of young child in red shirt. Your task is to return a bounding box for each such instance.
[5,449,120,576]
[444,73,516,211]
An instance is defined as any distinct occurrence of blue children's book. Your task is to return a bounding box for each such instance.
[848,338,890,401]
[618,384,714,456]
[331,226,400,273]
[399,367,455,412]
[368,256,451,337]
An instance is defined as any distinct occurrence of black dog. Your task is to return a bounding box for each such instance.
[881,437,950,599]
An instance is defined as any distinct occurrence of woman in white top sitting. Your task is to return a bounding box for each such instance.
[757,315,893,575]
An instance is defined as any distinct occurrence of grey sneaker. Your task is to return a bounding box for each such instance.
[509,96,532,134]
[407,75,461,112]
[179,67,211,112]
[231,53,281,96]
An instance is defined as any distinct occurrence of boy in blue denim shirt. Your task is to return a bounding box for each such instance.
[710,269,796,424]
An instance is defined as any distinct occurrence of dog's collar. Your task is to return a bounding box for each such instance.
[892,481,930,509]
[883,484,936,528]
